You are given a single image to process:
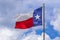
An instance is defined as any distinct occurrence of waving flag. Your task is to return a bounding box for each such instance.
[15,7,42,29]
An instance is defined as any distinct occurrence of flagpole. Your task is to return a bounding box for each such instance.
[42,3,45,40]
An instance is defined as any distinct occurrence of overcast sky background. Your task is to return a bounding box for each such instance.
[0,0,60,40]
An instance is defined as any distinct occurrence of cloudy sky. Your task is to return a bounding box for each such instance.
[0,0,60,40]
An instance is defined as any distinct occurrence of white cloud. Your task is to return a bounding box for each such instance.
[54,37,60,40]
[0,27,30,40]
[22,31,51,40]
[51,8,60,32]
[0,28,18,40]
[0,27,60,40]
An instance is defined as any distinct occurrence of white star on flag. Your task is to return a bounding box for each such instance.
[35,14,40,20]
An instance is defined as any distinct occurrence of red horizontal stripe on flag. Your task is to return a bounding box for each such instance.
[15,18,34,29]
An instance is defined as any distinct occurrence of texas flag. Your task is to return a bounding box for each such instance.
[15,7,42,29]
